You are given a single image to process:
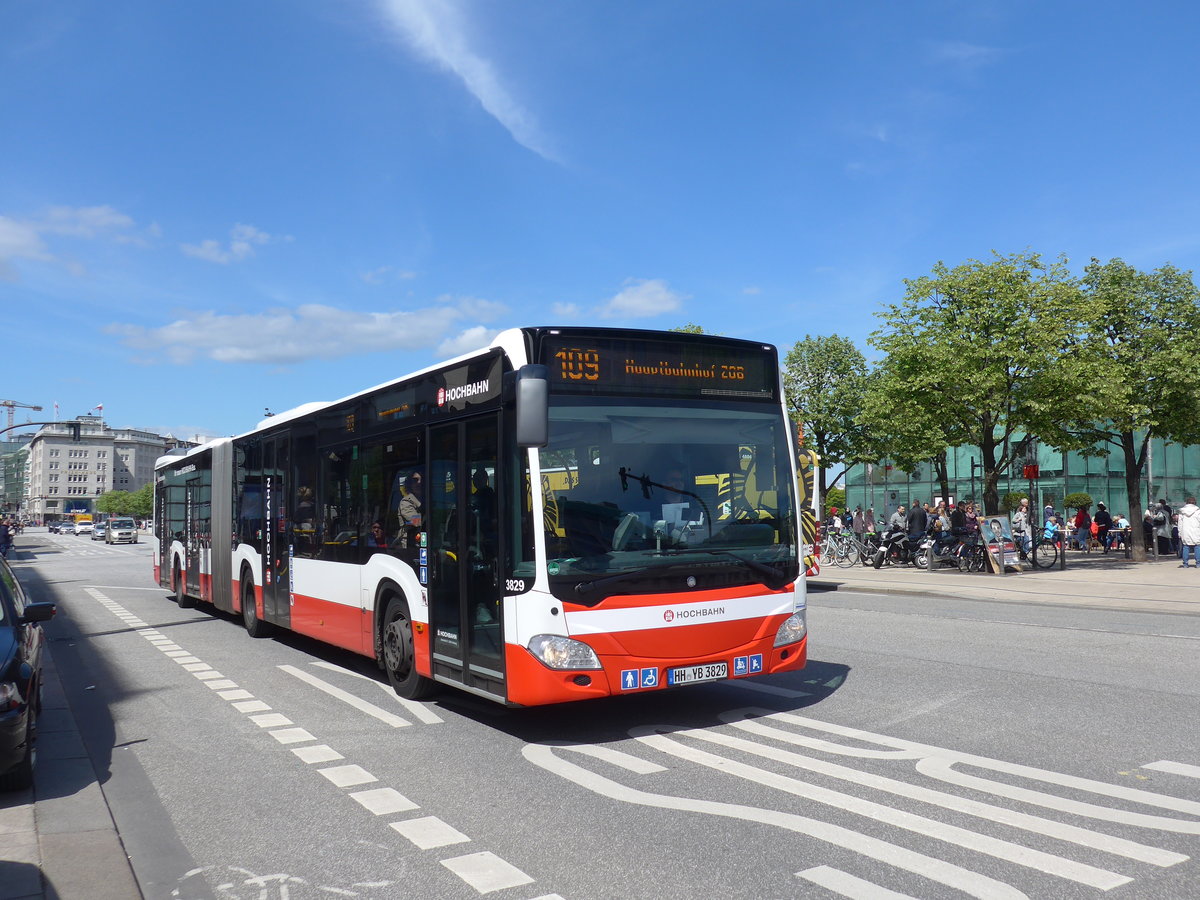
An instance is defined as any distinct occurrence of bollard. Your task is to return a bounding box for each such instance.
[1059,526,1068,570]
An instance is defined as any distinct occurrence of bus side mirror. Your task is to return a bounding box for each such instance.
[515,365,549,448]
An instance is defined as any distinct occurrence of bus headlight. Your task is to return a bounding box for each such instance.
[527,635,602,670]
[773,610,807,647]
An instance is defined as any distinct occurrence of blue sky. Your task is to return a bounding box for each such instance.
[3,1,1198,441]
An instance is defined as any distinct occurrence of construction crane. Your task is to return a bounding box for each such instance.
[0,400,44,429]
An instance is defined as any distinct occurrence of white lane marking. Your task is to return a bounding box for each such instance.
[232,700,271,713]
[391,816,471,850]
[318,765,378,788]
[716,713,1185,866]
[738,709,1200,832]
[915,758,1200,834]
[83,587,544,895]
[310,660,444,725]
[1144,760,1200,780]
[440,851,534,894]
[349,787,418,816]
[567,744,667,775]
[723,680,813,698]
[204,679,239,690]
[249,713,293,728]
[279,664,411,728]
[293,745,345,765]
[634,728,1130,890]
[269,727,316,745]
[524,744,1026,900]
[798,865,921,899]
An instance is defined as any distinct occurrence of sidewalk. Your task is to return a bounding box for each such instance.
[1,538,142,900]
[809,547,1200,615]
[0,648,141,900]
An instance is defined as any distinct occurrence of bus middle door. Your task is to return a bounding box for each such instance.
[428,417,504,699]
[185,478,202,598]
[260,435,292,628]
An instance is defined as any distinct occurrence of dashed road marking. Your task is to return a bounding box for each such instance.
[83,586,550,898]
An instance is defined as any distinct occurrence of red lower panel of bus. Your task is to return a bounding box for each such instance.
[289,591,367,655]
[504,632,807,707]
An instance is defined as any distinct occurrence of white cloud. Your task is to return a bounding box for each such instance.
[181,222,290,264]
[361,265,418,284]
[374,0,560,163]
[0,205,140,279]
[437,325,499,358]
[40,205,134,237]
[0,216,51,279]
[598,278,687,319]
[551,301,581,318]
[108,297,510,365]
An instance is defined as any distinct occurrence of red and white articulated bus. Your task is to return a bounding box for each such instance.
[153,326,807,706]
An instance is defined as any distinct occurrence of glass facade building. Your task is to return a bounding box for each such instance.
[843,433,1200,522]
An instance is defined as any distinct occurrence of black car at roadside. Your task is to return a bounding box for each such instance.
[0,557,56,790]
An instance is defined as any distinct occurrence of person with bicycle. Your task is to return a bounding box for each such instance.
[1011,498,1032,558]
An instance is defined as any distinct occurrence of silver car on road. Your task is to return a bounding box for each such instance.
[105,517,138,544]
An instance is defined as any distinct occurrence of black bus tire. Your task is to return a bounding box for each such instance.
[174,561,195,609]
[241,574,271,638]
[381,594,437,701]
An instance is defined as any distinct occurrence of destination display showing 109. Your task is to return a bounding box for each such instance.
[541,336,776,399]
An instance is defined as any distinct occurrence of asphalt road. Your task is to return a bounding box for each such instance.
[16,531,1200,899]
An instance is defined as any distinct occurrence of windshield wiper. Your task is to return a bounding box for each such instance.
[573,567,648,597]
[695,550,791,591]
[571,550,791,597]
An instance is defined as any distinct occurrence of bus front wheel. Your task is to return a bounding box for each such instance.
[381,596,436,701]
[241,576,271,638]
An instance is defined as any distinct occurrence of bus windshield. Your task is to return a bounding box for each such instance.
[538,398,797,603]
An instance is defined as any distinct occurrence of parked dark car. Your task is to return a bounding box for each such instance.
[0,558,56,790]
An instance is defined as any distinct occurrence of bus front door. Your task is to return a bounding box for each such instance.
[428,418,504,698]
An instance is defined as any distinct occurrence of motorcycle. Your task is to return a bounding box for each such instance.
[914,530,964,569]
[871,525,921,568]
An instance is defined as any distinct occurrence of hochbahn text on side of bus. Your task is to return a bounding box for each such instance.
[153,326,807,706]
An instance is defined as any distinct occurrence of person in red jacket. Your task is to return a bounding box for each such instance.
[1073,506,1093,552]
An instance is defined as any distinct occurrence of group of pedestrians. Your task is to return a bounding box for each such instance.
[827,495,1200,566]
[1147,497,1200,567]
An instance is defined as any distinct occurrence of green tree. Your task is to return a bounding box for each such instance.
[96,490,132,515]
[130,483,154,519]
[866,252,1088,515]
[1067,258,1200,560]
[823,487,846,518]
[783,334,868,500]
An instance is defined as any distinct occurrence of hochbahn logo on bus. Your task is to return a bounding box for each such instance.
[665,606,725,622]
[438,378,491,407]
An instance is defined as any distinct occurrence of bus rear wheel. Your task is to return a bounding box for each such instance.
[174,563,195,609]
[381,596,436,700]
[241,577,271,638]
